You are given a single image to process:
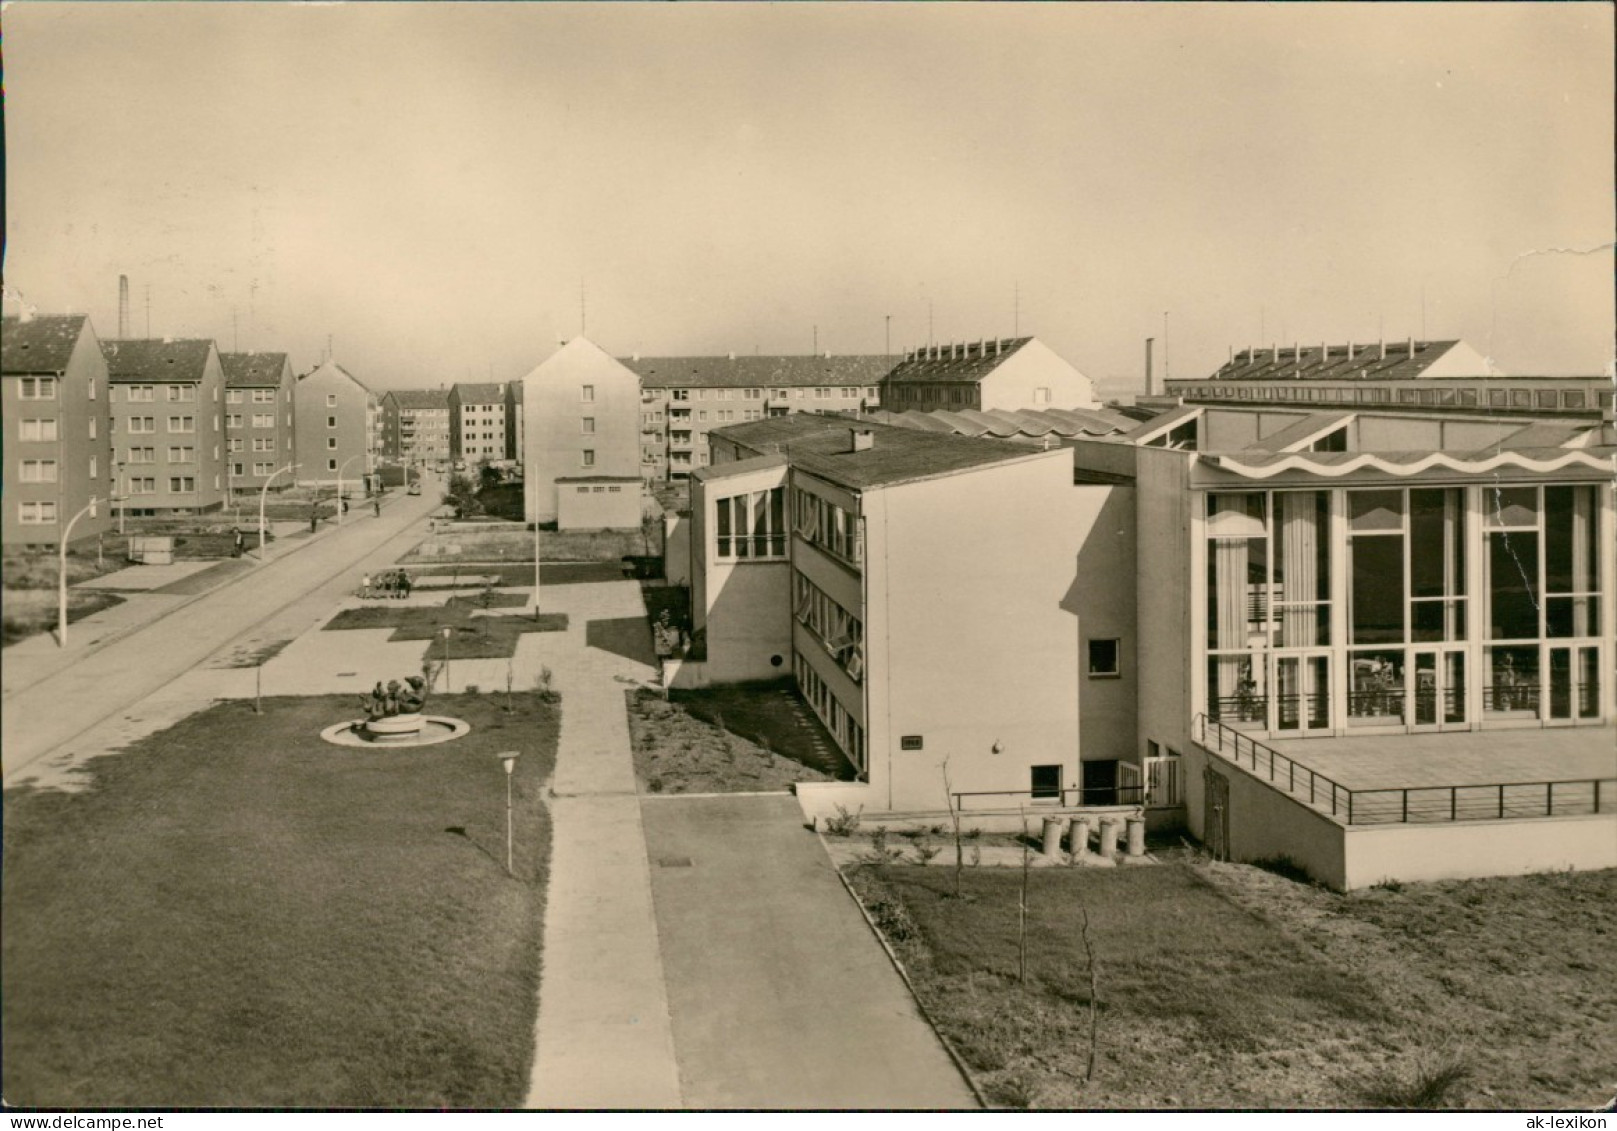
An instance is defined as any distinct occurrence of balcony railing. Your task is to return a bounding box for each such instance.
[1195,714,1614,825]
[950,786,1145,812]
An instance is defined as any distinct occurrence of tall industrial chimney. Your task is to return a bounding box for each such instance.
[1144,337,1157,396]
[118,275,130,339]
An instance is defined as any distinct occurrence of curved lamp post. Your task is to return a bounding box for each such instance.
[335,454,364,526]
[57,496,100,647]
[258,463,300,563]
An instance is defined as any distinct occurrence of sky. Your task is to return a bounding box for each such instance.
[4,2,1613,392]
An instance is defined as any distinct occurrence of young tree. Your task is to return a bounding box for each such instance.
[941,757,964,899]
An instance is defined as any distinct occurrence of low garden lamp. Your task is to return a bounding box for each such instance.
[499,751,521,875]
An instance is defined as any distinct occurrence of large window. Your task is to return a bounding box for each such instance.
[1206,492,1269,721]
[1348,490,1404,644]
[715,486,786,559]
[794,571,864,682]
[793,488,862,567]
[19,419,59,441]
[1545,485,1600,638]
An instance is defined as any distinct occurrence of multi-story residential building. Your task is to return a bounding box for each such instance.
[622,354,894,481]
[448,382,508,464]
[685,414,1134,811]
[2,314,114,547]
[881,336,1100,414]
[520,336,642,529]
[294,358,378,488]
[220,352,296,496]
[380,388,451,467]
[102,338,229,516]
[504,380,524,470]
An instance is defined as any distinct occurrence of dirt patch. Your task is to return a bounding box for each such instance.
[625,689,832,794]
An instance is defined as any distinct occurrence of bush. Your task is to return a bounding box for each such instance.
[1360,1052,1471,1108]
[822,804,863,837]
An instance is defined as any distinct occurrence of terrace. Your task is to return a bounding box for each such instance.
[1199,716,1615,825]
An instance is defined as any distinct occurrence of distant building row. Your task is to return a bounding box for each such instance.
[3,313,382,546]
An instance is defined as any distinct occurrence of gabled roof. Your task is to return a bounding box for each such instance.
[2,314,88,374]
[384,388,451,410]
[623,354,894,390]
[881,337,1032,386]
[220,351,290,388]
[298,358,372,394]
[451,382,505,403]
[1203,340,1477,382]
[101,338,215,383]
[712,414,1054,492]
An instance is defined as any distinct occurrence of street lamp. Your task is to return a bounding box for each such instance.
[441,625,453,691]
[57,496,100,647]
[115,462,127,535]
[533,511,543,620]
[498,750,521,875]
[258,463,300,563]
[335,454,364,526]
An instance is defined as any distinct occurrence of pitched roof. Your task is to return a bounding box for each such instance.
[691,452,789,482]
[864,405,1133,442]
[101,338,215,383]
[712,414,1053,492]
[2,314,88,374]
[451,382,505,403]
[623,355,894,390]
[384,388,451,410]
[1242,412,1356,453]
[881,337,1033,386]
[219,351,289,388]
[298,358,372,393]
[1203,340,1467,382]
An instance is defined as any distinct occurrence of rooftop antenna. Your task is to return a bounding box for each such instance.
[813,325,818,355]
[884,314,891,358]
[580,278,587,336]
[928,299,934,348]
[233,308,239,353]
[1420,284,1427,340]
[1163,311,1170,381]
[1259,305,1265,344]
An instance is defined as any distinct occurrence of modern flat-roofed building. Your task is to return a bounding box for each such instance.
[294,358,379,487]
[102,338,229,516]
[2,313,114,547]
[220,352,296,495]
[449,382,508,464]
[1085,351,1616,889]
[686,414,1134,812]
[881,336,1099,415]
[623,353,893,481]
[381,388,451,467]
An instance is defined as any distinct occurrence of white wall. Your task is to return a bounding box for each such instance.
[981,339,1100,411]
[1344,815,1617,888]
[521,337,641,523]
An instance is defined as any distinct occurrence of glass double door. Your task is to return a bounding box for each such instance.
[1273,652,1331,734]
[1548,645,1603,724]
[1412,648,1467,730]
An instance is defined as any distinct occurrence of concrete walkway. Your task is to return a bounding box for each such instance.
[642,795,979,1109]
[524,581,681,1109]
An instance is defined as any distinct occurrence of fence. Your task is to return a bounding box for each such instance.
[1194,713,1614,826]
[950,786,1144,812]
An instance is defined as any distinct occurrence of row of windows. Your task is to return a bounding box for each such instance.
[793,488,862,567]
[794,652,866,773]
[116,416,206,434]
[225,389,281,404]
[17,377,59,399]
[224,414,280,428]
[888,384,980,406]
[1181,383,1612,411]
[794,571,864,682]
[714,487,787,559]
[120,384,210,403]
[119,476,217,494]
[571,484,625,494]
[664,386,878,402]
[225,438,279,452]
[230,463,280,477]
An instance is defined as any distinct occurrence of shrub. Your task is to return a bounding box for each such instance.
[913,839,943,865]
[1372,877,1405,893]
[822,804,863,837]
[1360,1052,1471,1109]
[1252,855,1315,885]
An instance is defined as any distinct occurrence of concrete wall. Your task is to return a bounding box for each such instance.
[1343,814,1617,889]
[1134,446,1197,780]
[556,481,641,531]
[522,338,641,523]
[1189,743,1350,889]
[981,338,1099,411]
[3,317,114,547]
[295,360,374,486]
[690,460,793,682]
[1061,482,1138,768]
[664,513,691,586]
[865,449,1081,811]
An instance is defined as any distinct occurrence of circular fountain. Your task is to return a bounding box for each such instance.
[320,674,470,748]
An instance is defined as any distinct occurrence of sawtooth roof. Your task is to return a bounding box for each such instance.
[101,338,215,383]
[1204,340,1465,382]
[220,351,290,388]
[712,414,1053,492]
[624,355,894,389]
[881,337,1033,386]
[2,315,88,374]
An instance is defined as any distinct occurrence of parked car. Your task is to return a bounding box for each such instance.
[407,483,422,496]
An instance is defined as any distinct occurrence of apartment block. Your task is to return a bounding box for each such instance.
[519,336,641,528]
[294,359,379,487]
[881,336,1099,414]
[220,352,296,495]
[449,382,508,464]
[2,314,114,547]
[102,338,229,516]
[381,388,451,467]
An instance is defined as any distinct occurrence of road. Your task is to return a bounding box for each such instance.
[2,490,442,785]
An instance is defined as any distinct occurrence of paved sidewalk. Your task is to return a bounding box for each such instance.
[525,581,681,1109]
[641,794,979,1109]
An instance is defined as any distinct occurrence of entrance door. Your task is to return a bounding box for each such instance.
[1081,760,1117,806]
[1412,649,1467,730]
[1274,653,1331,734]
[1548,645,1602,724]
[1203,766,1230,861]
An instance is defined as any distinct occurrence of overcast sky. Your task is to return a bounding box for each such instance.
[4,2,1612,390]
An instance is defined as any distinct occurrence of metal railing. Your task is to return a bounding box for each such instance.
[950,786,1144,812]
[1194,713,1614,826]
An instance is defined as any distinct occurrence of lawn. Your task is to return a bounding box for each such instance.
[668,679,856,779]
[844,857,1617,1110]
[625,685,850,793]
[401,527,651,565]
[324,599,568,661]
[2,692,560,1108]
[406,562,629,587]
[1,589,125,648]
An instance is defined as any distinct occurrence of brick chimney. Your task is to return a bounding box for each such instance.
[850,427,875,452]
